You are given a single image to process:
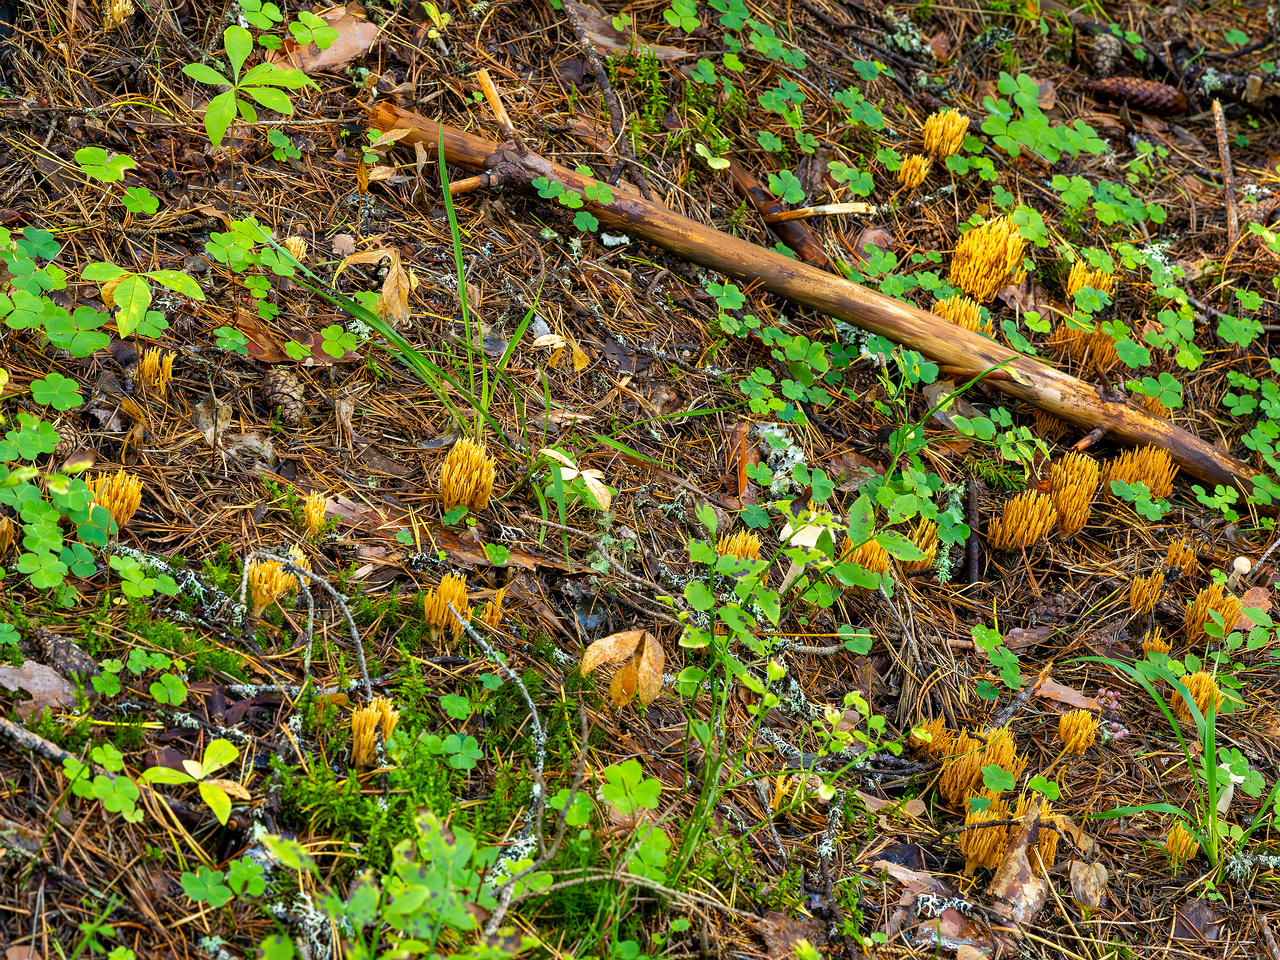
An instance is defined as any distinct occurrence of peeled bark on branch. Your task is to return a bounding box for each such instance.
[368,103,1267,503]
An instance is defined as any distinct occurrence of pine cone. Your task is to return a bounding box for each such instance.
[262,368,305,426]
[33,626,100,698]
[1087,77,1188,115]
[53,423,81,461]
[1091,33,1122,79]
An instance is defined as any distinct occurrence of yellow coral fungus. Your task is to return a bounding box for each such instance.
[949,216,1027,303]
[1049,453,1099,537]
[901,519,939,573]
[717,530,763,561]
[1143,627,1171,656]
[1140,393,1170,419]
[986,491,1057,550]
[959,791,1011,874]
[1103,445,1179,500]
[930,294,992,335]
[1165,820,1199,871]
[1183,584,1242,639]
[422,573,470,639]
[87,471,144,532]
[440,438,496,512]
[138,347,174,396]
[939,730,985,806]
[1066,259,1117,299]
[897,153,932,189]
[247,559,294,618]
[909,716,952,759]
[284,235,309,263]
[1173,671,1224,723]
[923,109,970,160]
[1031,407,1069,441]
[304,492,327,538]
[1167,538,1198,581]
[1057,710,1099,755]
[1130,571,1165,616]
[351,696,399,768]
[478,586,507,628]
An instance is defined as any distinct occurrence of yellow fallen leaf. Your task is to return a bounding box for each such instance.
[570,337,591,372]
[581,630,646,675]
[636,633,664,705]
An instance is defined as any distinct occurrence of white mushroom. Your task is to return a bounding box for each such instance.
[1226,556,1253,592]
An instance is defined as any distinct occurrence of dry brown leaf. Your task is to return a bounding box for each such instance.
[377,254,413,328]
[1030,677,1100,711]
[192,397,232,448]
[1171,897,1220,942]
[868,860,945,894]
[268,7,379,73]
[580,469,613,512]
[562,0,690,60]
[581,630,645,675]
[755,912,827,959]
[636,634,664,705]
[610,658,637,707]
[1234,585,1272,630]
[570,337,591,372]
[988,796,1050,925]
[203,777,252,800]
[6,946,44,960]
[1069,861,1109,908]
[0,661,78,719]
[1053,815,1098,856]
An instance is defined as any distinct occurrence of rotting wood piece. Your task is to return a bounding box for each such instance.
[367,103,1270,505]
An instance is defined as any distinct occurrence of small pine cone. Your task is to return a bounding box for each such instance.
[262,368,305,426]
[1087,77,1188,116]
[1091,33,1122,78]
[53,424,81,461]
[1239,196,1280,229]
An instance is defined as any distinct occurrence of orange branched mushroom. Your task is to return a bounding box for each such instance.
[898,154,931,189]
[940,730,985,806]
[717,531,763,561]
[930,294,992,336]
[441,438,496,512]
[1173,671,1224,723]
[478,586,507,628]
[1130,571,1165,616]
[1103,445,1179,500]
[1165,820,1198,871]
[1167,538,1198,582]
[303,492,327,538]
[909,716,952,759]
[1183,584,1242,640]
[901,519,939,573]
[1049,453,1099,537]
[1057,710,1099,755]
[87,471,144,532]
[959,791,1011,874]
[422,573,470,640]
[949,216,1027,303]
[1066,260,1117,299]
[923,109,970,160]
[987,491,1057,550]
[1143,627,1171,656]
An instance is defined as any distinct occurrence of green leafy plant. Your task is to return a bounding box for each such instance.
[182,27,315,148]
[140,738,241,825]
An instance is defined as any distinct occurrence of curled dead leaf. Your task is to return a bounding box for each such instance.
[636,633,664,706]
[610,658,637,707]
[581,630,645,675]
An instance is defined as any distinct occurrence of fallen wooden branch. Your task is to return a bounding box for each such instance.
[368,103,1268,504]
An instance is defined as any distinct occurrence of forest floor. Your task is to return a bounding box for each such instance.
[2,0,1280,959]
